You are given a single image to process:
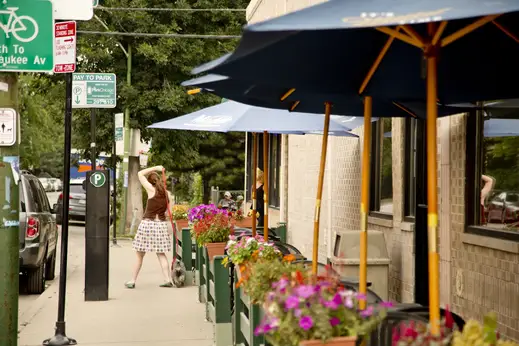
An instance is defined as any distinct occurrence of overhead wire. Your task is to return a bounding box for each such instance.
[95,6,246,12]
[77,30,240,39]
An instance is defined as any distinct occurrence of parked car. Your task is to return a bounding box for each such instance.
[56,178,86,224]
[38,177,53,192]
[487,191,519,224]
[20,172,58,294]
[48,178,62,192]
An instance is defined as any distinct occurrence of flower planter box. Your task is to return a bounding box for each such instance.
[234,217,254,228]
[205,242,227,260]
[174,219,189,230]
[300,337,357,346]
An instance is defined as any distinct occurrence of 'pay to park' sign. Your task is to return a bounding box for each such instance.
[0,0,54,72]
[72,73,117,109]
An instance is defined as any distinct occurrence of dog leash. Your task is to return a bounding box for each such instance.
[162,168,178,268]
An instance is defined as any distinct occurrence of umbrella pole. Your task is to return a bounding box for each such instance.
[251,133,258,236]
[426,38,440,333]
[263,131,269,241]
[311,102,332,275]
[359,96,372,310]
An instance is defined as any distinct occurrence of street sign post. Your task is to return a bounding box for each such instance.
[0,0,54,72]
[114,113,124,155]
[72,73,117,109]
[54,21,76,73]
[0,108,16,146]
[53,0,94,21]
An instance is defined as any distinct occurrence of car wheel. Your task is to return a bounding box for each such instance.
[45,252,56,280]
[27,260,46,294]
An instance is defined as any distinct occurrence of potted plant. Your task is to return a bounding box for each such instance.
[452,312,518,346]
[254,268,388,346]
[223,234,282,280]
[191,208,233,260]
[241,255,306,303]
[231,209,254,228]
[171,204,189,230]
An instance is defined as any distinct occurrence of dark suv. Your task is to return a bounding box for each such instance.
[20,172,58,294]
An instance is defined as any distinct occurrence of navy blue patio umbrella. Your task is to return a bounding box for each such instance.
[149,100,359,237]
[190,0,519,328]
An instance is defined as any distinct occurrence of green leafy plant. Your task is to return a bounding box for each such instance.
[452,312,518,346]
[171,204,189,220]
[241,257,305,304]
[255,268,389,346]
[223,235,282,267]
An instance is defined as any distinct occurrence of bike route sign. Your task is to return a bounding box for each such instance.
[72,73,117,109]
[0,0,54,72]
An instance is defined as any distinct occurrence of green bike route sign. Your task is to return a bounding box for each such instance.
[72,73,117,109]
[0,0,54,72]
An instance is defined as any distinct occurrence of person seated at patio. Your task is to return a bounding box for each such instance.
[218,191,236,210]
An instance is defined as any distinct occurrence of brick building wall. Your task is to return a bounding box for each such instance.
[245,0,519,339]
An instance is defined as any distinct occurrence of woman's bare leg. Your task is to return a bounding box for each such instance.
[156,252,172,283]
[129,251,146,284]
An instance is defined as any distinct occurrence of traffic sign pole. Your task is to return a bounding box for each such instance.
[0,73,20,346]
[43,73,77,346]
[90,109,96,170]
[120,45,131,235]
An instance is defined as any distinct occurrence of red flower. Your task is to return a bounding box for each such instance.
[444,305,454,329]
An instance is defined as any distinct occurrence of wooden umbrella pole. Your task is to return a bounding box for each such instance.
[311,102,332,275]
[359,96,372,310]
[263,131,269,241]
[426,50,440,335]
[251,133,258,236]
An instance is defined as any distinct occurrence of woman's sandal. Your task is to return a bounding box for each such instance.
[125,282,136,289]
[160,282,173,288]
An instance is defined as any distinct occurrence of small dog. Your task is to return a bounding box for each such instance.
[171,260,187,288]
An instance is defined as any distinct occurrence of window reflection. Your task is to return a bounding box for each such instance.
[380,118,393,214]
[480,117,519,230]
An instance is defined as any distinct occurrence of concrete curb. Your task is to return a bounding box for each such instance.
[18,263,82,334]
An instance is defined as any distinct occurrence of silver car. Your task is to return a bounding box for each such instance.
[56,179,86,224]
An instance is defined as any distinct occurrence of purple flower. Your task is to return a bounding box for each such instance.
[380,301,394,308]
[254,324,273,336]
[344,297,354,308]
[299,316,314,330]
[285,295,300,310]
[360,306,374,318]
[356,293,367,301]
[329,317,341,327]
[294,309,302,318]
[272,278,289,291]
[324,293,343,310]
[295,285,315,299]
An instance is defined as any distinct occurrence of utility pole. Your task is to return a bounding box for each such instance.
[119,44,131,235]
[0,73,20,346]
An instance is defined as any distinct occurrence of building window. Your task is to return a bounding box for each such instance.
[404,118,418,218]
[370,118,393,217]
[466,107,519,241]
[269,134,282,208]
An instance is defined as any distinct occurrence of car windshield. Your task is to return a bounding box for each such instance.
[70,184,84,194]
[506,193,519,203]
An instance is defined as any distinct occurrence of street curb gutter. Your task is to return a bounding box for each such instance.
[18,263,81,334]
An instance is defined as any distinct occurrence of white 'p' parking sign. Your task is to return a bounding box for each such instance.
[90,172,106,188]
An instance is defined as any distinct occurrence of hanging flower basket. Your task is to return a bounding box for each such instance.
[234,216,253,228]
[300,336,357,346]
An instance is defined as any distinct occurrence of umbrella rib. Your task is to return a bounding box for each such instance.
[441,14,500,47]
[392,102,417,118]
[375,26,423,48]
[359,27,400,94]
[400,25,425,45]
[492,20,519,44]
[432,21,448,45]
[280,88,296,101]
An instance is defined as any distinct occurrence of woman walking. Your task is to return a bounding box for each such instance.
[255,168,265,228]
[125,165,173,288]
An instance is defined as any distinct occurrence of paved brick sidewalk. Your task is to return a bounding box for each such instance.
[18,241,213,346]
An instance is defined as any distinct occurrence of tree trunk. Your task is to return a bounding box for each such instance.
[126,156,143,232]
[202,177,210,204]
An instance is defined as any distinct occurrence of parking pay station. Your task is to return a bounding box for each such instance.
[85,170,110,301]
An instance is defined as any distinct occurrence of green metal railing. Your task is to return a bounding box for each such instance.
[171,223,195,285]
[233,269,266,346]
[204,250,232,346]
[198,245,207,303]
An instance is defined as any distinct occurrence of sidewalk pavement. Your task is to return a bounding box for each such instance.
[18,240,213,346]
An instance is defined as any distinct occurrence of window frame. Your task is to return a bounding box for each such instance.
[465,109,519,241]
[369,118,393,220]
[268,134,282,208]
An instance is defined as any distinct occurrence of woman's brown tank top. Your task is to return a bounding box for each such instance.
[143,193,167,221]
